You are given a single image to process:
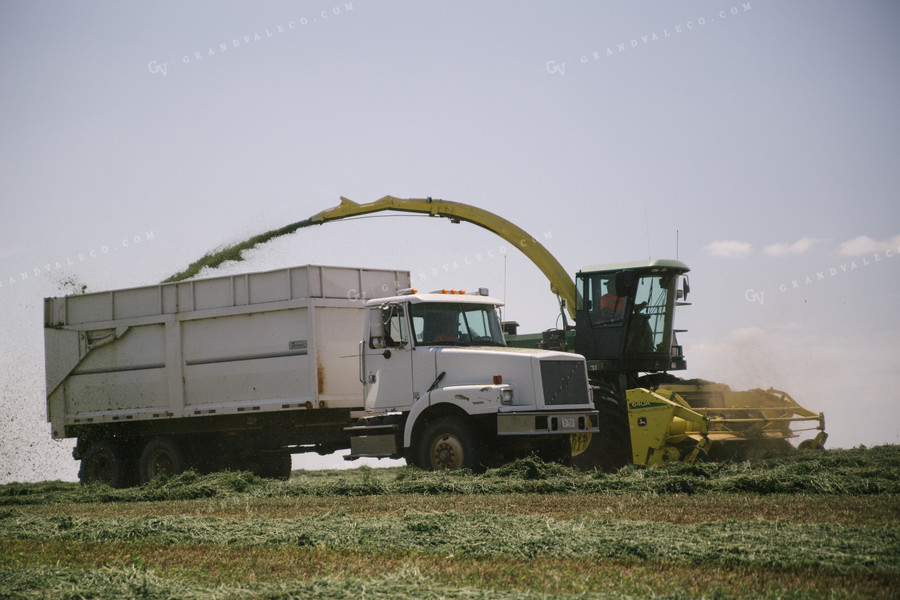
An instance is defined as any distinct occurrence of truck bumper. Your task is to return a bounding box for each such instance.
[497,410,599,435]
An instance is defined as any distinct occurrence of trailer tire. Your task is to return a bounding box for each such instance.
[245,452,293,480]
[268,452,293,480]
[79,441,131,488]
[570,383,632,473]
[416,416,482,472]
[139,437,184,483]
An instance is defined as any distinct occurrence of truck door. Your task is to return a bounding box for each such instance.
[363,304,414,412]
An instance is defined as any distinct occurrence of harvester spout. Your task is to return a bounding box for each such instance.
[308,195,580,320]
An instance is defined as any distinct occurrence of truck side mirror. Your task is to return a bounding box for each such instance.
[369,308,388,348]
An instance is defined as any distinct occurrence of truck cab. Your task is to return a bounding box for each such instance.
[350,288,599,470]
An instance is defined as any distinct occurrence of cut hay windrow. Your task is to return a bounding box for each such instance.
[1,511,898,577]
[2,446,898,599]
[2,446,898,506]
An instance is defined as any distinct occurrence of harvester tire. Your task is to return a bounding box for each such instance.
[677,440,709,463]
[798,439,824,451]
[570,383,632,473]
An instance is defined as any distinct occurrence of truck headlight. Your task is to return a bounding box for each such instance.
[501,388,514,405]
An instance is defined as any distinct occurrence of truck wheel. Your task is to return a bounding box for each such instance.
[416,417,482,472]
[570,383,632,473]
[536,436,572,466]
[139,437,184,483]
[79,441,130,488]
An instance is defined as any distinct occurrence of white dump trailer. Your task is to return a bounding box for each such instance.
[45,264,598,487]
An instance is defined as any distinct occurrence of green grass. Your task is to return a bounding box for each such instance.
[2,445,897,507]
[2,511,897,573]
[1,446,898,599]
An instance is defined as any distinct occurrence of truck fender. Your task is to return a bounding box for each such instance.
[403,385,504,447]
[402,394,461,448]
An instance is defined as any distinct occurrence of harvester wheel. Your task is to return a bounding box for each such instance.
[570,383,631,473]
[677,441,709,463]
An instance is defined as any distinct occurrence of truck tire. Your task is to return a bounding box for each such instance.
[570,383,632,473]
[139,437,184,483]
[79,441,131,488]
[536,436,572,466]
[416,416,482,472]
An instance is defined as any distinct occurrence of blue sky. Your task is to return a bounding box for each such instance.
[2,1,898,480]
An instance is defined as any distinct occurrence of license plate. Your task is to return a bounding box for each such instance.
[562,417,576,429]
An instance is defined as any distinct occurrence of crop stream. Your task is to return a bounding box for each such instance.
[162,218,314,283]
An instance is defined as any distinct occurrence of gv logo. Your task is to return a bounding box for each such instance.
[744,289,765,305]
[147,61,168,77]
[545,61,566,76]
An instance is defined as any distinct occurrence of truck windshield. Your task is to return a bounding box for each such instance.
[409,303,506,347]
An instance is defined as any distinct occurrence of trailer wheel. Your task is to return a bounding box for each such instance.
[139,437,184,483]
[245,452,293,480]
[79,441,131,488]
[268,452,293,480]
[570,383,632,473]
[416,417,482,472]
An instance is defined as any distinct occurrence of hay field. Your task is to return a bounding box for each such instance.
[1,446,898,599]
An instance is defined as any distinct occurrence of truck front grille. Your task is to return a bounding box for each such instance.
[540,360,590,406]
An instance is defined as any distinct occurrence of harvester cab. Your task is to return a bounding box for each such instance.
[574,260,691,378]
[563,259,712,467]
[570,259,826,462]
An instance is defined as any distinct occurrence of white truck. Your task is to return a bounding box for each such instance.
[44,264,598,486]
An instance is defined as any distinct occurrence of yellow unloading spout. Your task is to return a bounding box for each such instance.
[310,196,580,321]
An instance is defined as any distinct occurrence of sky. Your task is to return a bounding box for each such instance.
[1,1,898,482]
